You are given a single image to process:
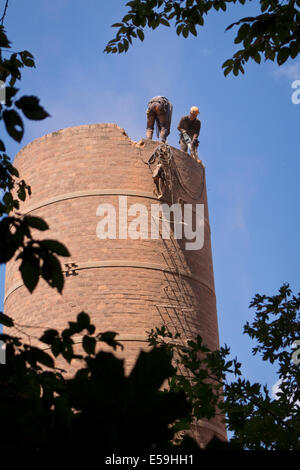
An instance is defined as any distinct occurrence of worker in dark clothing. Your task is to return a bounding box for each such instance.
[177,106,201,160]
[146,96,173,142]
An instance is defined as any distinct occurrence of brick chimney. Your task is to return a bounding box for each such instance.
[4,123,226,446]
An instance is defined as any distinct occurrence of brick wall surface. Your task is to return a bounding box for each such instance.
[4,123,226,447]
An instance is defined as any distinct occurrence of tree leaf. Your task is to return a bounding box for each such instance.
[277,47,290,65]
[137,29,144,41]
[160,18,170,27]
[19,50,35,67]
[15,96,50,121]
[2,109,24,142]
[182,27,189,38]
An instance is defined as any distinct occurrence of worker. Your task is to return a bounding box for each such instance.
[177,106,201,160]
[152,161,166,200]
[146,96,173,143]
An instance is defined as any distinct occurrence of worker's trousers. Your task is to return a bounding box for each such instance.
[179,137,199,154]
[179,139,188,152]
[146,102,170,142]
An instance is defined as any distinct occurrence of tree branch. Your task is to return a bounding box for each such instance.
[1,0,9,25]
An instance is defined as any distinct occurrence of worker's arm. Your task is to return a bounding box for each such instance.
[192,121,201,142]
[177,117,186,135]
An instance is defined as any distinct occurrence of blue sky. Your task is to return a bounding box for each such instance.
[1,1,299,393]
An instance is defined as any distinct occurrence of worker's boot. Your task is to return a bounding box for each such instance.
[146,129,153,140]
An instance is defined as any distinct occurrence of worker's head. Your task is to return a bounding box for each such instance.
[189,106,199,120]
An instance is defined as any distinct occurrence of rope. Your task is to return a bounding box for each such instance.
[169,156,205,201]
[144,142,205,203]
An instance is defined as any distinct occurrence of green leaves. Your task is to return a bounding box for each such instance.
[3,280,298,451]
[5,86,19,107]
[18,237,69,294]
[146,326,228,430]
[19,50,35,68]
[147,283,300,450]
[0,212,70,294]
[137,28,144,41]
[104,0,207,54]
[182,26,189,38]
[277,47,290,65]
[222,283,300,450]
[253,52,261,64]
[15,96,50,120]
[0,45,48,159]
[0,25,11,48]
[246,283,300,363]
[234,23,251,44]
[2,109,24,142]
[290,41,298,59]
[19,241,65,293]
[0,16,73,363]
[105,0,300,75]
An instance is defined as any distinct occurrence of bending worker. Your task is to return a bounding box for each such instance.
[177,106,201,160]
[146,96,173,143]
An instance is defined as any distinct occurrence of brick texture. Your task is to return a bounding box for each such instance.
[4,123,226,447]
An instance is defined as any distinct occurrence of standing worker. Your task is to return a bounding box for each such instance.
[146,96,173,143]
[177,106,201,160]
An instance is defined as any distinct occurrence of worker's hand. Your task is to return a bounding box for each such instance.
[182,132,191,144]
